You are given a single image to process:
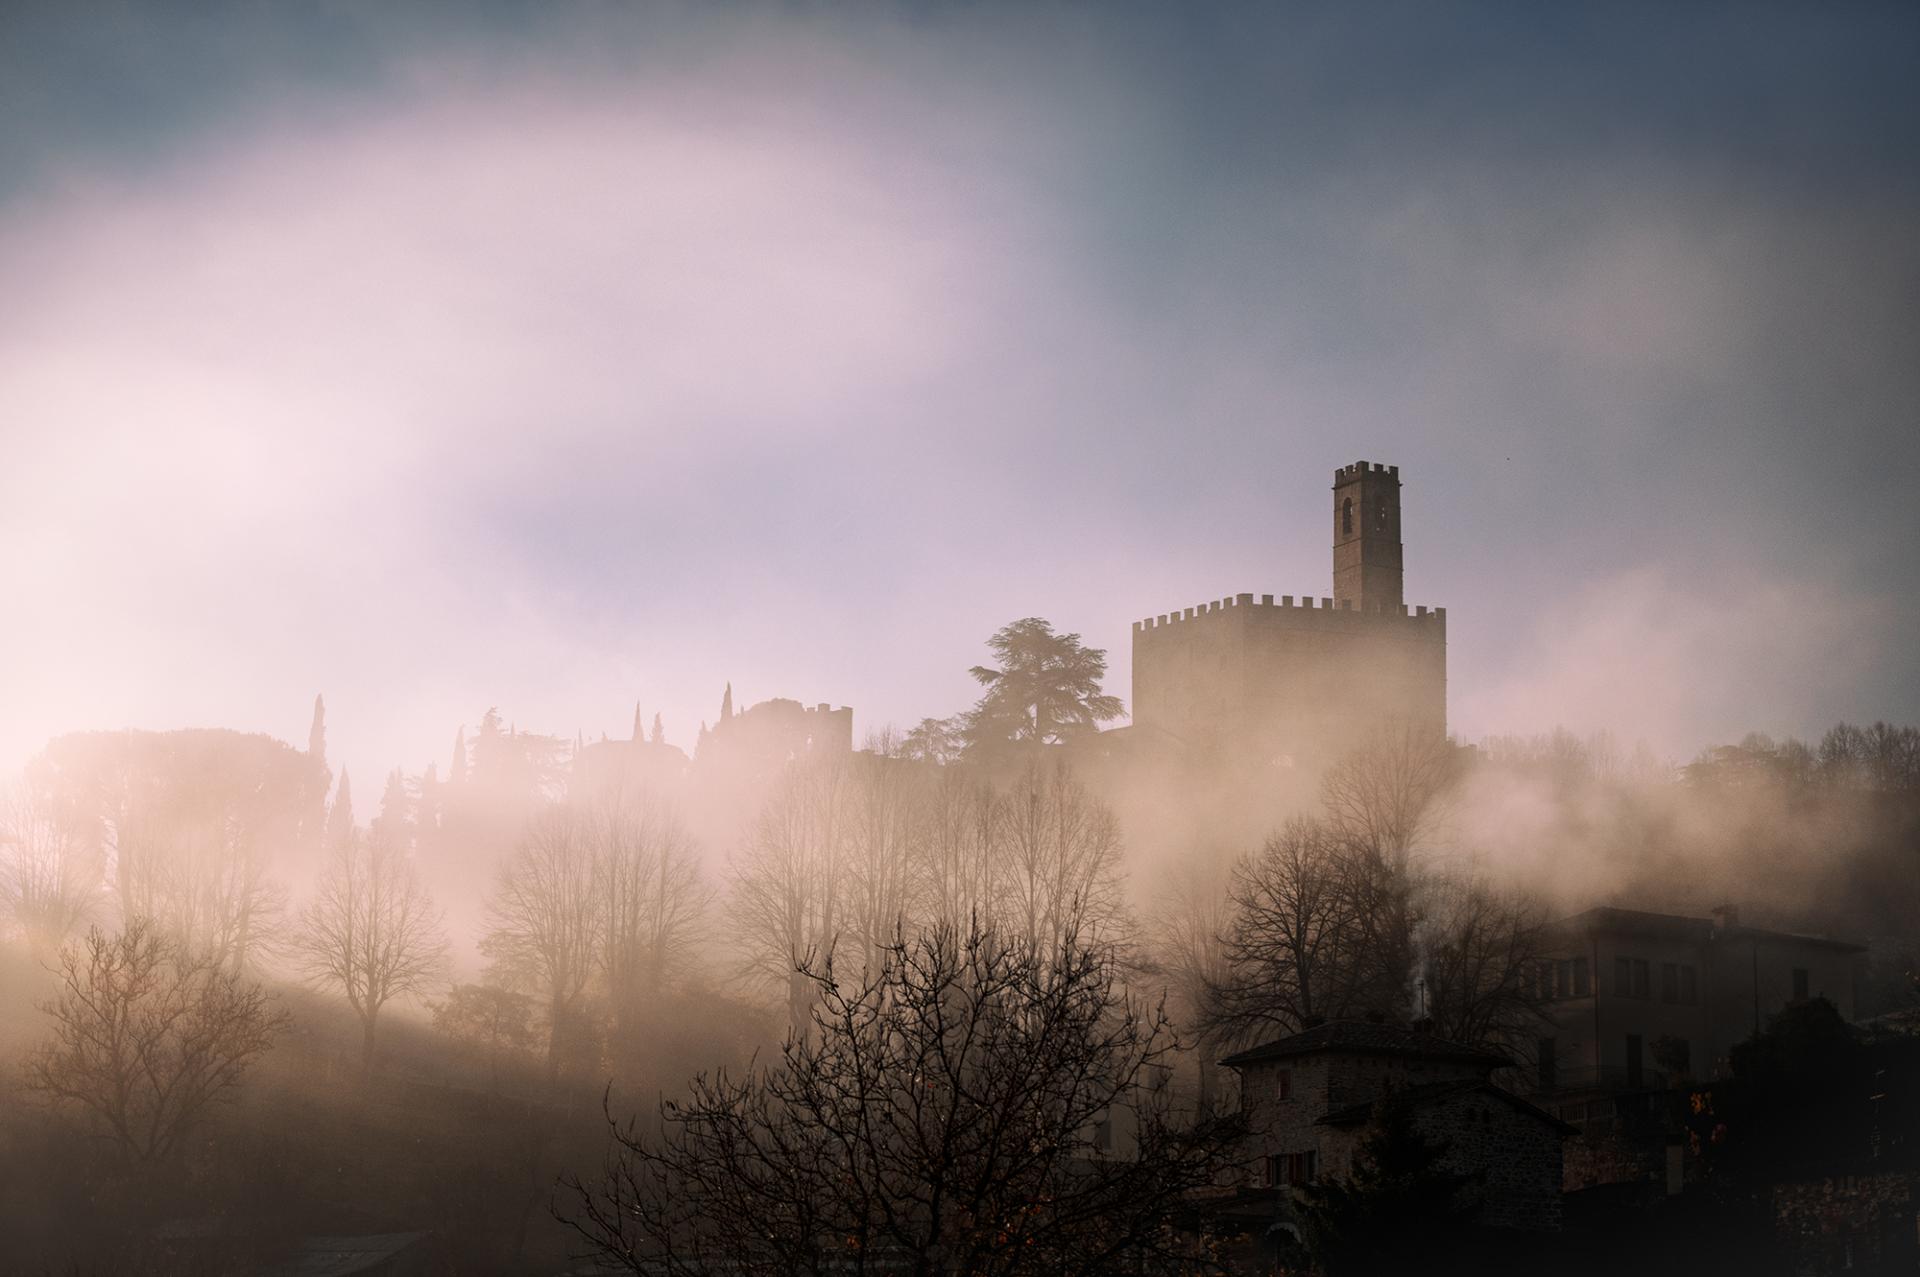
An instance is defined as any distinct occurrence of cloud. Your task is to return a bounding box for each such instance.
[1454,563,1889,758]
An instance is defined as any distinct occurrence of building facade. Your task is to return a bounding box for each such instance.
[1129,462,1446,766]
[1220,1021,1573,1235]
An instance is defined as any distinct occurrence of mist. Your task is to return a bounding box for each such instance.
[2,3,1917,1275]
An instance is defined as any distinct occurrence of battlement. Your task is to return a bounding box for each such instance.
[1334,460,1400,483]
[1133,593,1444,634]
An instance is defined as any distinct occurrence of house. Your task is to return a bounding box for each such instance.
[1529,905,1863,1099]
[1219,1020,1575,1236]
[1526,905,1866,1192]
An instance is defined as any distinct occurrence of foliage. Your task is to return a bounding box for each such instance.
[32,729,325,973]
[1296,1096,1478,1276]
[25,919,287,1163]
[559,920,1240,1277]
[963,617,1123,755]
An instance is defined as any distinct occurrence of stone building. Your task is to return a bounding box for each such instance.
[1527,906,1863,1099]
[1220,1021,1574,1237]
[1128,461,1446,767]
[1525,905,1865,1192]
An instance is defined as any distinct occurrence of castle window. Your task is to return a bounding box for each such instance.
[1342,498,1353,536]
[1276,1068,1293,1101]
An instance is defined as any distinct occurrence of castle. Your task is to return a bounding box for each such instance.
[1128,461,1446,765]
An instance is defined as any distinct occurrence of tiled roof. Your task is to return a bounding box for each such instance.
[1216,1020,1514,1069]
[1315,1078,1579,1135]
[1551,906,1865,953]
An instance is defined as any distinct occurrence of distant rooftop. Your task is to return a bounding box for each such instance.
[1316,1077,1578,1135]
[1552,905,1865,953]
[1218,1019,1514,1070]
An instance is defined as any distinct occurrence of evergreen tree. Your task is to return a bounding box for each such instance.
[307,693,326,763]
[720,682,734,721]
[632,701,646,743]
[964,618,1123,755]
[650,712,664,745]
[328,770,354,846]
[1297,1096,1478,1275]
[449,727,467,786]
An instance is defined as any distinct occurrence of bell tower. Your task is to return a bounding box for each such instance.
[1332,461,1403,612]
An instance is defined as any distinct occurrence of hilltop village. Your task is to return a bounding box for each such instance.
[4,461,1917,1277]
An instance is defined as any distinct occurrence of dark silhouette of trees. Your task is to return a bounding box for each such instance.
[32,729,324,974]
[484,802,604,1078]
[901,715,966,766]
[1205,818,1405,1041]
[964,618,1123,755]
[432,983,538,1091]
[0,775,101,958]
[727,756,850,1038]
[558,920,1238,1277]
[594,793,708,1048]
[25,919,286,1163]
[1297,1095,1478,1276]
[293,825,448,1074]
[1415,873,1552,1048]
[992,758,1126,953]
[1319,724,1462,870]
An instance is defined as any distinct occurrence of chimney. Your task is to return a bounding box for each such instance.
[1711,904,1740,934]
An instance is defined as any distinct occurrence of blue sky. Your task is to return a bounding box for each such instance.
[2,1,1916,786]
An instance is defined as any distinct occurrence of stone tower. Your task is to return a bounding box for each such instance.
[1127,459,1445,764]
[1332,461,1403,612]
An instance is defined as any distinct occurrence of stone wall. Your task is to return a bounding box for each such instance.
[1413,1092,1567,1232]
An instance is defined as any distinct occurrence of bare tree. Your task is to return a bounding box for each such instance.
[842,745,925,979]
[991,759,1126,953]
[1415,872,1553,1049]
[484,803,602,1078]
[432,982,539,1092]
[0,776,102,958]
[558,919,1239,1277]
[1319,723,1462,870]
[727,756,850,1037]
[293,828,448,1074]
[1205,818,1407,1042]
[1146,849,1236,1109]
[594,792,708,1045]
[26,919,286,1163]
[919,764,999,933]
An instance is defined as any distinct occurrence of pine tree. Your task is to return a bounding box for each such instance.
[650,713,664,745]
[328,771,355,846]
[633,702,646,743]
[449,727,467,786]
[1297,1095,1479,1274]
[720,683,734,721]
[308,694,327,764]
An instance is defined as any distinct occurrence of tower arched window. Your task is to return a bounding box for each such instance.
[1341,498,1353,537]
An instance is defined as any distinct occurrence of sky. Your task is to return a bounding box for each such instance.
[2,1,1917,789]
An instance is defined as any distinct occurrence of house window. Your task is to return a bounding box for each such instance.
[1538,1037,1558,1090]
[1556,959,1572,998]
[1633,959,1650,999]
[1792,968,1810,1001]
[1680,965,1698,1005]
[1615,956,1631,997]
[1276,1069,1293,1101]
[1661,963,1679,1004]
[1286,1151,1319,1186]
